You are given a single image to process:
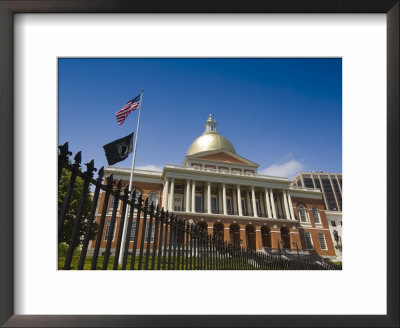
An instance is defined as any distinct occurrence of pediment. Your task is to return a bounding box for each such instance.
[187,149,259,167]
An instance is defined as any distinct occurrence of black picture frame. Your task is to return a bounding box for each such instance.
[0,1,398,327]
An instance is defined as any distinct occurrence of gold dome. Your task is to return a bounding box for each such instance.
[186,114,236,156]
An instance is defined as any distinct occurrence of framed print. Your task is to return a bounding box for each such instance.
[0,1,398,327]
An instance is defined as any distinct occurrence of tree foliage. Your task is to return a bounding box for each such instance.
[58,169,98,249]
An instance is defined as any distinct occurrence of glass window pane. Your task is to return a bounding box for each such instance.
[305,232,313,249]
[195,196,202,212]
[226,198,232,214]
[312,207,320,223]
[318,233,327,250]
[211,197,217,213]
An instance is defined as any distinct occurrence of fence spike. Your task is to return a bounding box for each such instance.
[85,160,97,178]
[58,142,72,160]
[106,174,114,187]
[97,166,104,180]
[73,151,82,167]
[123,183,129,196]
[116,179,122,190]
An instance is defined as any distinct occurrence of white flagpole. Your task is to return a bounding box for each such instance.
[118,89,144,264]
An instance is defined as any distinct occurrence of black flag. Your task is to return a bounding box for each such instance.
[103,133,134,165]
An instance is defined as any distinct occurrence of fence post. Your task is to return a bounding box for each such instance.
[190,224,195,270]
[144,202,155,270]
[167,214,174,270]
[64,159,96,270]
[185,222,190,270]
[102,180,122,270]
[122,190,136,270]
[130,192,143,270]
[78,166,104,270]
[156,208,165,270]
[58,151,81,241]
[162,211,169,270]
[91,174,114,270]
[151,204,161,270]
[138,197,149,270]
[113,184,129,270]
[176,218,182,270]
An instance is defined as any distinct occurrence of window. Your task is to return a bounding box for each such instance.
[303,178,314,188]
[331,220,336,227]
[104,220,116,242]
[241,199,246,215]
[145,223,156,243]
[134,191,142,205]
[108,195,115,212]
[256,199,261,216]
[147,192,158,207]
[304,232,314,249]
[129,222,137,242]
[318,233,327,250]
[211,196,218,213]
[312,206,320,223]
[174,197,182,211]
[195,195,202,212]
[340,221,342,226]
[298,205,307,222]
[226,198,232,214]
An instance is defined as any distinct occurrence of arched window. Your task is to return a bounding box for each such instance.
[134,191,142,205]
[298,205,307,222]
[147,192,158,207]
[312,206,320,223]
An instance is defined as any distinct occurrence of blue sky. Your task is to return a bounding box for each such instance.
[58,58,342,179]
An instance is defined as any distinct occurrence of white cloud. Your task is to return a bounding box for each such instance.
[259,159,303,178]
[135,164,163,171]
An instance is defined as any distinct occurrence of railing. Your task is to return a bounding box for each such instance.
[58,142,339,270]
[264,245,339,269]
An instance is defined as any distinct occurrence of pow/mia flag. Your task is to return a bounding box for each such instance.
[103,133,134,165]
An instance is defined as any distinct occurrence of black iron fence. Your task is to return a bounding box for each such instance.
[58,142,339,270]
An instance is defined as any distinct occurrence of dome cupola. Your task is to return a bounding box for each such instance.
[186,114,236,156]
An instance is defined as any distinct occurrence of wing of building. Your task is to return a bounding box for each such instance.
[91,115,337,260]
[292,171,342,261]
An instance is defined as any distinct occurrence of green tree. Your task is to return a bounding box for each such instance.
[58,169,98,249]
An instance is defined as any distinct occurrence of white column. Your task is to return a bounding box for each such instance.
[237,185,243,216]
[269,189,277,218]
[222,183,227,215]
[169,178,175,212]
[277,193,283,218]
[251,186,258,218]
[287,190,295,220]
[265,187,272,218]
[207,181,211,214]
[162,178,169,210]
[185,179,190,212]
[191,180,196,213]
[283,190,290,220]
[218,187,223,214]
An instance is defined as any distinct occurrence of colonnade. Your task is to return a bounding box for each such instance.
[162,177,297,220]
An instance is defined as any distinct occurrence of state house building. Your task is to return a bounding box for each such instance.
[90,115,336,259]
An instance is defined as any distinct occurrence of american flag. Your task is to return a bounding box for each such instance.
[115,94,141,125]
